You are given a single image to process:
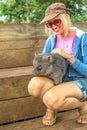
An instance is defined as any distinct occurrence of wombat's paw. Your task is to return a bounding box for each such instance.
[53,78,62,85]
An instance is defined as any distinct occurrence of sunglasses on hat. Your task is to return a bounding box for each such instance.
[45,19,61,28]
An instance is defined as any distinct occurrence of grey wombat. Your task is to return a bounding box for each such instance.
[33,53,68,85]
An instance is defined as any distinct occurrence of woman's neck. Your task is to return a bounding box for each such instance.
[60,28,76,38]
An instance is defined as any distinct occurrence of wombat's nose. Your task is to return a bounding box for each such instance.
[37,65,42,71]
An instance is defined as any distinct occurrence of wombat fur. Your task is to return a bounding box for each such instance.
[33,53,68,85]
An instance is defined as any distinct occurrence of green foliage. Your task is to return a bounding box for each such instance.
[0,0,31,23]
[0,0,87,23]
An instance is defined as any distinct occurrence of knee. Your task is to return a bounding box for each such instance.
[42,92,56,110]
[28,77,40,97]
[43,92,64,110]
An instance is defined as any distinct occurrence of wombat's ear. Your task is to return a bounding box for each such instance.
[46,55,53,63]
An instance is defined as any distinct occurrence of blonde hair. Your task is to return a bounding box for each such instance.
[59,13,72,37]
[45,13,72,37]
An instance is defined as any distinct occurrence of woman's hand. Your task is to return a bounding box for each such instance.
[51,48,71,58]
[51,48,75,63]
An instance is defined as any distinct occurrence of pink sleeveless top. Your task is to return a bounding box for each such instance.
[55,32,76,55]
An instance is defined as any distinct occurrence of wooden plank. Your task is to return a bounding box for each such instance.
[0,75,32,100]
[0,39,45,50]
[0,48,34,68]
[0,96,46,124]
[0,109,86,130]
[0,23,86,42]
[0,48,44,68]
[0,66,33,100]
[0,40,45,68]
[38,120,83,130]
[0,40,35,50]
[0,66,33,79]
[73,22,87,32]
[72,125,87,130]
[0,24,47,41]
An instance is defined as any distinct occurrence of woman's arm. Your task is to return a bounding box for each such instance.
[51,47,87,77]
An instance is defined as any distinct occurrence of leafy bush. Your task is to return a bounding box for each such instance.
[0,0,87,23]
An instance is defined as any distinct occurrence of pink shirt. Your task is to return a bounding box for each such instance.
[55,32,76,55]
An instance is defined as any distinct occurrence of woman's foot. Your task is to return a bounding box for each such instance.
[42,109,56,126]
[77,101,87,124]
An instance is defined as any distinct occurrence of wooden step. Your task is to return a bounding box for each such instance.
[0,66,33,79]
[0,66,33,100]
[0,66,46,124]
[0,96,46,125]
[0,24,46,69]
[0,109,87,130]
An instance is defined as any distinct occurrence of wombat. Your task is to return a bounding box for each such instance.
[33,53,68,85]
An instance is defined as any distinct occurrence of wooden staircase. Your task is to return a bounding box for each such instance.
[0,24,46,125]
[0,66,46,124]
[0,23,87,129]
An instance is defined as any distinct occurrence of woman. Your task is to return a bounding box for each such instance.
[28,2,87,126]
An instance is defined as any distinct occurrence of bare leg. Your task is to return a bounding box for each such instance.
[42,97,87,125]
[28,76,54,99]
[28,77,87,125]
[58,97,87,124]
[28,76,56,126]
[42,82,87,125]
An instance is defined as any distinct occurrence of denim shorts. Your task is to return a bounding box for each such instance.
[63,77,87,101]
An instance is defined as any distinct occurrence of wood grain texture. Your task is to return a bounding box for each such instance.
[0,109,86,130]
[0,23,87,126]
[0,23,86,68]
[0,96,46,124]
[0,66,33,100]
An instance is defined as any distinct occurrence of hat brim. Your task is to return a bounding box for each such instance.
[40,12,60,24]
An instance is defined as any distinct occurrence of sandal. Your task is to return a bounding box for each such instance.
[42,109,56,126]
[42,114,56,126]
[77,109,87,124]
